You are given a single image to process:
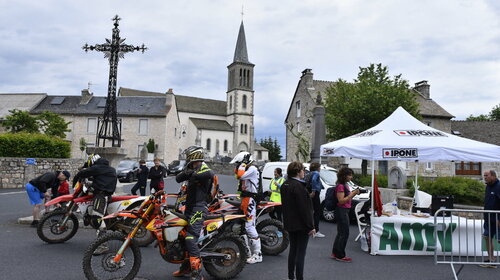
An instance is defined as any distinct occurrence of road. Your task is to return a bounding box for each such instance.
[0,175,496,280]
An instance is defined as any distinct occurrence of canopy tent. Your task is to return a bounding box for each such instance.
[320,106,500,217]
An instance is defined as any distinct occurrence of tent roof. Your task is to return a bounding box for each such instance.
[320,107,500,162]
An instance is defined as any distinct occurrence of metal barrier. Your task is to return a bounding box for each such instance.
[433,209,500,280]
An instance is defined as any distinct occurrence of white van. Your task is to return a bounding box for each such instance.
[260,162,369,222]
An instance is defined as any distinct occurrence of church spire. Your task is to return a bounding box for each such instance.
[233,21,250,63]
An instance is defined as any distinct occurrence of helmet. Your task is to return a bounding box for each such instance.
[184,146,204,164]
[230,151,253,165]
[84,154,101,168]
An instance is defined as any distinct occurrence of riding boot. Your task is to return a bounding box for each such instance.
[172,258,191,277]
[247,238,263,264]
[189,257,204,280]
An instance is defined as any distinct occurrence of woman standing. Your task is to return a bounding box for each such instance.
[268,167,285,222]
[281,161,315,280]
[148,158,166,194]
[331,167,360,262]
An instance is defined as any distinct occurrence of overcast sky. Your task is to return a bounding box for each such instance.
[1,0,499,154]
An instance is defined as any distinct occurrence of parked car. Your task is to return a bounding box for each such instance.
[166,159,187,175]
[260,161,369,223]
[116,160,139,183]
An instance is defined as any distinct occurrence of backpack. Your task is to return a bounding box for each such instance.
[304,171,313,193]
[324,184,347,211]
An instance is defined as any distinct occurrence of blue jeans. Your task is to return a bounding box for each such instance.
[332,207,350,258]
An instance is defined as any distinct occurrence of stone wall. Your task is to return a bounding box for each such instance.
[0,157,84,189]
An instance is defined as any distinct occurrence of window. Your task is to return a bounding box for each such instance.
[224,140,228,152]
[296,101,301,117]
[229,96,233,110]
[239,68,243,86]
[455,162,481,175]
[87,118,97,134]
[137,145,144,157]
[139,119,148,135]
[296,122,301,132]
[425,162,433,170]
[242,95,247,109]
[206,138,211,151]
[240,124,244,134]
[244,124,248,134]
[257,151,262,160]
[216,140,220,154]
[174,128,177,137]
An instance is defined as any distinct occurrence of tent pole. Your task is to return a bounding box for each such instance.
[415,160,419,188]
[371,160,375,216]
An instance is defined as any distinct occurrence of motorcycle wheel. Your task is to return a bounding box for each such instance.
[203,234,247,279]
[256,218,289,255]
[37,209,79,243]
[82,232,141,280]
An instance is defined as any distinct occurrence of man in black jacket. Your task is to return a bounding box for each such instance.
[131,159,149,196]
[26,170,69,226]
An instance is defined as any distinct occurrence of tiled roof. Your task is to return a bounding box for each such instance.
[0,93,47,118]
[30,95,167,117]
[118,87,165,96]
[253,142,268,151]
[176,95,227,116]
[414,91,454,118]
[451,120,500,146]
[189,118,233,131]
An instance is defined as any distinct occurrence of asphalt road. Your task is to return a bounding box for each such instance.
[0,175,497,280]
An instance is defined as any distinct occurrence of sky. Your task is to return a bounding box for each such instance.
[1,0,500,155]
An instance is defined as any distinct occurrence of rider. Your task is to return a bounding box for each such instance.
[231,151,263,264]
[173,146,214,280]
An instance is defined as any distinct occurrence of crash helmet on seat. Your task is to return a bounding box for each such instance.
[230,151,254,165]
[84,154,101,168]
[184,146,204,164]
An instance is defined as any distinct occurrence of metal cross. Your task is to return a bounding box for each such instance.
[83,15,147,147]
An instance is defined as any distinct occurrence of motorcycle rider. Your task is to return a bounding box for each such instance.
[231,151,263,264]
[73,154,117,254]
[172,146,214,280]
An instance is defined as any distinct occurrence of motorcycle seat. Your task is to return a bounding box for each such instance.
[171,211,188,221]
[110,195,140,202]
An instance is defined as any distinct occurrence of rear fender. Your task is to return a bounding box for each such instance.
[45,194,74,206]
[73,195,94,203]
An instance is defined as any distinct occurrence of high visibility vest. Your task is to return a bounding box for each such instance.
[269,177,285,203]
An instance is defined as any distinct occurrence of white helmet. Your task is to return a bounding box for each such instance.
[230,151,254,165]
[84,154,101,168]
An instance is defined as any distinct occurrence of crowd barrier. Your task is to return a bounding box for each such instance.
[433,209,500,280]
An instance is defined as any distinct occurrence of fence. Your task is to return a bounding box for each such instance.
[433,209,500,280]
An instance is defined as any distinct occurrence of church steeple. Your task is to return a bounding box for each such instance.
[233,21,250,63]
[227,21,254,92]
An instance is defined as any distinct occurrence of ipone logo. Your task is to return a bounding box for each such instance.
[322,148,334,155]
[382,148,418,158]
[352,130,382,137]
[394,130,447,137]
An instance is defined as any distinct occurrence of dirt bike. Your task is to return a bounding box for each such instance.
[37,181,154,247]
[208,192,290,256]
[82,190,248,280]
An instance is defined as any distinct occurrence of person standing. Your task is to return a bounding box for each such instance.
[281,161,315,280]
[149,158,166,194]
[480,170,500,268]
[309,162,325,238]
[172,146,214,280]
[131,159,149,196]
[231,151,263,264]
[269,167,285,222]
[26,170,69,226]
[331,167,360,262]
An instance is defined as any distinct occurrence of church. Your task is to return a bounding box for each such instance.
[0,21,268,164]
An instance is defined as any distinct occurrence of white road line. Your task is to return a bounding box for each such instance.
[0,191,25,195]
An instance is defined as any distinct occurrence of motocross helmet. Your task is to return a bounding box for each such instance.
[230,151,254,165]
[84,153,101,168]
[184,145,204,164]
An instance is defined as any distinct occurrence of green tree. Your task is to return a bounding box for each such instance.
[146,138,155,153]
[466,114,489,121]
[466,104,500,121]
[259,136,282,161]
[2,109,39,133]
[37,111,71,138]
[324,63,421,174]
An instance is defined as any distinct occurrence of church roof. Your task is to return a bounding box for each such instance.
[0,93,47,119]
[233,21,250,63]
[189,117,233,131]
[176,95,227,116]
[31,95,167,117]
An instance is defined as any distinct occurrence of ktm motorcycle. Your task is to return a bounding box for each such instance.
[36,181,153,246]
[82,190,247,280]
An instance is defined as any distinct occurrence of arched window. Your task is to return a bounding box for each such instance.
[240,124,244,134]
[239,68,243,86]
[242,95,247,109]
[224,140,228,152]
[244,124,248,134]
[229,96,233,110]
[206,138,211,151]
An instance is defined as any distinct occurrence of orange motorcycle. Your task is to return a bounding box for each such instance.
[82,191,248,280]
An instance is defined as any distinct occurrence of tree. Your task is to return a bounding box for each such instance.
[324,63,421,174]
[146,138,155,153]
[466,114,489,121]
[37,111,71,138]
[2,109,39,133]
[466,104,500,121]
[259,136,282,161]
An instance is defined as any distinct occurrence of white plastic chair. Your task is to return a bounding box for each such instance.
[354,201,367,242]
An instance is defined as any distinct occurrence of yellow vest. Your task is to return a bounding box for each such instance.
[269,177,285,203]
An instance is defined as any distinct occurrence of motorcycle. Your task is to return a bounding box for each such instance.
[82,191,248,280]
[208,192,290,256]
[36,181,154,247]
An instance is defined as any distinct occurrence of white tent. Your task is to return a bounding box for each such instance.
[320,106,500,214]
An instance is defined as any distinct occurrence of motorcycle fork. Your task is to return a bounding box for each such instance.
[59,202,76,227]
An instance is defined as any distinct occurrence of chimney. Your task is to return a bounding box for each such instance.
[80,89,93,105]
[301,68,314,88]
[414,80,430,99]
[165,88,174,113]
[166,88,174,94]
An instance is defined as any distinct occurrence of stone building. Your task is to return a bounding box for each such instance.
[0,93,46,133]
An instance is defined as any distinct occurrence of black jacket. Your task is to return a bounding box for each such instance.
[176,162,214,211]
[29,172,58,193]
[137,165,149,183]
[281,177,314,232]
[149,165,166,188]
[74,158,117,194]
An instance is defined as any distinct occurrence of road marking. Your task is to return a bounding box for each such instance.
[0,191,25,195]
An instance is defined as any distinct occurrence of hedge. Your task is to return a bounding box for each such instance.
[353,174,388,188]
[408,176,484,206]
[0,133,70,158]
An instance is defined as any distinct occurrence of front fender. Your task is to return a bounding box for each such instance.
[45,194,74,206]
